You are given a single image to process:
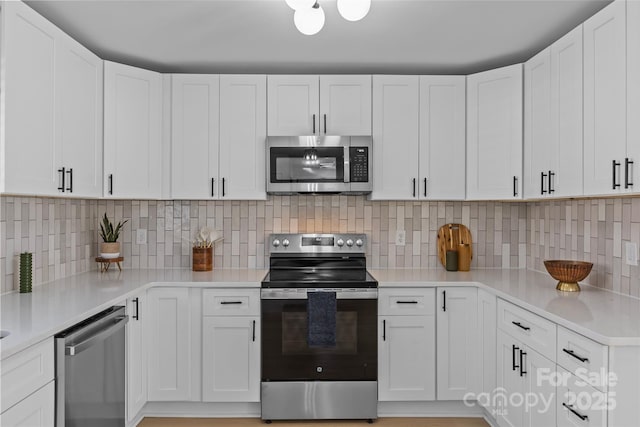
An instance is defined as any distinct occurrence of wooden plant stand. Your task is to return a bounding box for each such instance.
[95,256,124,273]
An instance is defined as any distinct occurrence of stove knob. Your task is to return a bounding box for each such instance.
[336,239,344,247]
[355,239,364,247]
[272,239,280,247]
[346,239,354,247]
[282,239,290,247]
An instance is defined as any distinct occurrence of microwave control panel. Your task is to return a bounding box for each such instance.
[349,147,369,182]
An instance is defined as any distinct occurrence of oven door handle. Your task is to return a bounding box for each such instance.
[261,289,377,299]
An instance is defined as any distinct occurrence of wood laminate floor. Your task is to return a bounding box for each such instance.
[139,418,490,427]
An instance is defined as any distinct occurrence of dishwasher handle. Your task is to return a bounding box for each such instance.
[66,315,129,356]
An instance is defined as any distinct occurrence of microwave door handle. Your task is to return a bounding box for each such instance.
[344,146,350,183]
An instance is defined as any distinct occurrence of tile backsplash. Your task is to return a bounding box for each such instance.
[2,195,638,298]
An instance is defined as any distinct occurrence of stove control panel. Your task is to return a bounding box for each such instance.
[269,233,367,254]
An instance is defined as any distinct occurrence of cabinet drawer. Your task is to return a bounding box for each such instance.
[1,338,54,413]
[557,326,609,392]
[557,367,607,427]
[497,299,556,360]
[0,380,54,425]
[378,288,435,316]
[202,289,260,316]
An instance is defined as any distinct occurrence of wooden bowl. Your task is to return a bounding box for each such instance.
[543,260,593,292]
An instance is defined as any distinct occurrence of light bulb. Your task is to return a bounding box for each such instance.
[337,0,371,22]
[294,5,325,35]
[285,0,316,11]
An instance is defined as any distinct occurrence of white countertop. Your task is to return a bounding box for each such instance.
[0,268,267,359]
[369,268,640,347]
[2,266,640,359]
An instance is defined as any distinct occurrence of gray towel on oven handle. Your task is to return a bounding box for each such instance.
[307,291,337,347]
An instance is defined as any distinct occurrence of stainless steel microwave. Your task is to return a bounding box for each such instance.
[267,136,372,194]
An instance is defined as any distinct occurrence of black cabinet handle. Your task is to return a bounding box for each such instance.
[220,301,242,305]
[613,160,621,189]
[324,114,327,134]
[108,174,113,195]
[252,320,256,342]
[541,171,547,195]
[512,345,519,371]
[396,300,418,304]
[519,350,527,376]
[423,178,427,197]
[313,114,316,134]
[412,178,416,198]
[562,403,589,421]
[625,158,634,189]
[211,178,215,197]
[442,290,446,312]
[66,168,73,193]
[512,321,530,331]
[58,167,66,192]
[382,319,386,341]
[562,348,589,363]
[222,178,226,197]
[513,176,518,197]
[133,297,140,320]
[549,171,555,194]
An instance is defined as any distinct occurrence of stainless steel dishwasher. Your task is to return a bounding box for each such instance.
[55,306,128,427]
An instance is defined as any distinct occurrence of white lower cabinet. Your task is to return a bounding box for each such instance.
[557,367,606,427]
[378,288,436,401]
[202,316,260,402]
[436,287,479,400]
[478,289,497,416]
[127,292,147,422]
[0,381,55,427]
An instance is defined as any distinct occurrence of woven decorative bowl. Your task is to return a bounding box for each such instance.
[543,260,593,292]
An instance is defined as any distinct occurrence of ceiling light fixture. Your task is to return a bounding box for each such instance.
[288,0,371,36]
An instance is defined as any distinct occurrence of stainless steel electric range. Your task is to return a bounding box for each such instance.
[261,233,378,423]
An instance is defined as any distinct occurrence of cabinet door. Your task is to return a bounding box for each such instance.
[267,75,319,135]
[219,75,267,200]
[171,74,219,199]
[524,48,552,199]
[56,34,103,198]
[436,287,479,400]
[627,0,640,194]
[202,316,260,402]
[478,289,497,416]
[0,381,54,427]
[467,64,523,200]
[583,0,626,195]
[418,76,466,200]
[147,288,191,401]
[126,293,146,422]
[496,330,526,427]
[2,1,58,195]
[525,349,556,427]
[104,61,162,198]
[319,75,372,135]
[378,315,436,401]
[551,26,584,198]
[371,75,420,200]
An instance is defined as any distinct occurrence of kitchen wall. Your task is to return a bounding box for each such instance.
[527,197,640,297]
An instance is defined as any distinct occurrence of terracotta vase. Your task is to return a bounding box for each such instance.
[100,242,120,259]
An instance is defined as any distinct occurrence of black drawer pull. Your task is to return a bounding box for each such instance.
[513,176,518,197]
[442,290,446,312]
[625,158,634,189]
[220,301,243,305]
[66,168,73,193]
[519,350,527,377]
[541,171,547,195]
[58,167,66,192]
[396,300,418,304]
[108,174,113,195]
[512,345,519,371]
[562,403,589,421]
[563,348,589,363]
[252,320,256,342]
[382,319,386,341]
[512,321,530,331]
[548,171,555,193]
[613,160,621,189]
[133,297,140,320]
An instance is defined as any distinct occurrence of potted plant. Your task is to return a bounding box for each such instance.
[99,213,128,259]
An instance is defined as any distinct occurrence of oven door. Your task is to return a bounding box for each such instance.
[261,288,377,382]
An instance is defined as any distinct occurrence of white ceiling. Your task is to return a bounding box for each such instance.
[25,0,611,74]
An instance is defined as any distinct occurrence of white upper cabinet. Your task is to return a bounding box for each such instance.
[219,75,267,200]
[171,74,220,199]
[104,61,163,199]
[371,75,420,199]
[467,64,523,200]
[1,1,102,198]
[268,75,371,135]
[627,0,640,194]
[583,0,628,195]
[419,76,466,200]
